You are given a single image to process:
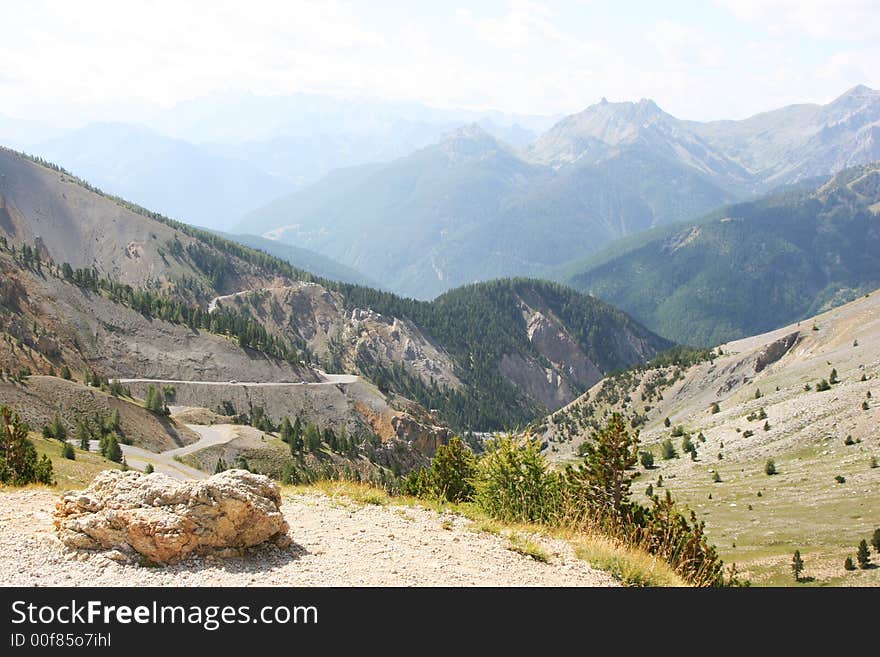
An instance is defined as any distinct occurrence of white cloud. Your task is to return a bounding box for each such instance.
[0,0,876,125]
[646,20,726,68]
[715,0,880,40]
[455,1,602,59]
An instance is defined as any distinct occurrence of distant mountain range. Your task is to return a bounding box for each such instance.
[566,162,880,346]
[244,85,880,299]
[32,123,293,231]
[12,92,550,231]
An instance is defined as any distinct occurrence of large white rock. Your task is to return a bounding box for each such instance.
[54,469,291,564]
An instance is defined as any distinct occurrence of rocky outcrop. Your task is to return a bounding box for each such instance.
[391,415,453,456]
[754,331,800,373]
[54,470,290,564]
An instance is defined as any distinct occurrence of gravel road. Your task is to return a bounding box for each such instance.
[0,489,617,587]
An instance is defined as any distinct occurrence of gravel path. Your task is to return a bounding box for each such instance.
[0,489,617,587]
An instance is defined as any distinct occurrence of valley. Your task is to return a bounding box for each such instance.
[1,88,878,588]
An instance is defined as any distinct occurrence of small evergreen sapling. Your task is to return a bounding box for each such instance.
[791,550,804,582]
[857,540,871,569]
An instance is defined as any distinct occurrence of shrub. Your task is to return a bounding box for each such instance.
[639,450,654,469]
[671,425,685,437]
[645,483,653,498]
[754,388,762,399]
[61,442,75,460]
[862,401,870,410]
[710,402,720,414]
[742,429,754,438]
[835,475,846,484]
[663,417,671,428]
[857,540,871,569]
[681,435,695,455]
[763,421,771,432]
[844,435,855,446]
[144,463,154,474]
[660,439,677,460]
[402,437,476,503]
[816,379,831,392]
[872,528,880,554]
[829,368,839,384]
[764,459,777,475]
[473,437,561,524]
[0,405,54,485]
[712,471,721,483]
[844,556,856,571]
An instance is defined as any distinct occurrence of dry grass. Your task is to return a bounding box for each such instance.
[507,534,551,562]
[285,480,687,587]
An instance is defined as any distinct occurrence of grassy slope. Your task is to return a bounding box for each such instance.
[536,291,880,586]
[31,434,123,490]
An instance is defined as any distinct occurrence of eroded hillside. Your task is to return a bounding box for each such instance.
[530,291,880,585]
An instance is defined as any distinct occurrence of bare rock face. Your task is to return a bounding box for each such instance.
[53,469,291,564]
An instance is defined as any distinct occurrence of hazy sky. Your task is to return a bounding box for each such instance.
[2,0,879,123]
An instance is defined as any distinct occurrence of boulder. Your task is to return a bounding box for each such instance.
[53,469,291,564]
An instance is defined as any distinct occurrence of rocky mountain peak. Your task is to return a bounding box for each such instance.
[436,123,508,162]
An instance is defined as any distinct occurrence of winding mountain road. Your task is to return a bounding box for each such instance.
[85,423,249,481]
[117,373,359,386]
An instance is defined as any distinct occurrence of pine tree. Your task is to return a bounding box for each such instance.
[50,415,67,442]
[279,417,293,444]
[0,405,54,485]
[566,413,639,514]
[304,422,321,452]
[663,417,671,428]
[829,368,839,384]
[857,539,871,569]
[765,459,777,475]
[791,550,804,581]
[844,556,856,571]
[105,435,123,463]
[108,409,121,433]
[871,528,880,554]
[77,420,90,451]
[60,365,71,380]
